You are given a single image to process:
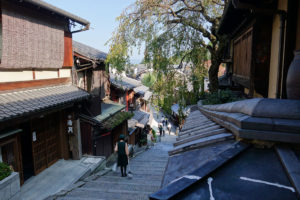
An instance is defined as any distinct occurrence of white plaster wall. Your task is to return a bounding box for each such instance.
[35,70,58,80]
[0,70,33,82]
[59,69,71,78]
[268,0,288,98]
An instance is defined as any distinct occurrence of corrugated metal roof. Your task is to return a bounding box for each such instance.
[73,41,107,61]
[0,85,90,122]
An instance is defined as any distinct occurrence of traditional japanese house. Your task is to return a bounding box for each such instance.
[110,73,140,111]
[127,110,150,146]
[150,1,300,199]
[0,0,90,184]
[110,73,152,112]
[72,41,132,158]
[218,0,300,99]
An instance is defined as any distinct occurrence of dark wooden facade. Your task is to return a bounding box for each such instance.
[0,110,73,184]
[219,0,300,98]
[0,0,89,186]
[80,120,128,158]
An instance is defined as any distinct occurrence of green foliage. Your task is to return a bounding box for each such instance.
[202,90,242,105]
[107,0,227,92]
[141,73,156,88]
[102,112,134,131]
[0,162,12,181]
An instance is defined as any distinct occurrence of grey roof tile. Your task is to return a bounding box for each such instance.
[0,85,90,121]
[73,41,107,61]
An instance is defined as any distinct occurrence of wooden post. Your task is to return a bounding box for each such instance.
[69,119,82,160]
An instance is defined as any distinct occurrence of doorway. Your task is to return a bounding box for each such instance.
[20,124,34,182]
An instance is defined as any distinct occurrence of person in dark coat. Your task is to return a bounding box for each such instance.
[114,134,129,177]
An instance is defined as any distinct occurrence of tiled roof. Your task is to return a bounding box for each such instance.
[73,41,107,61]
[128,110,150,128]
[134,85,149,95]
[0,85,90,122]
[93,100,125,122]
[143,91,152,101]
[110,74,142,90]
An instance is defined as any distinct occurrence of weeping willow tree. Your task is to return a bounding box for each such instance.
[107,0,228,110]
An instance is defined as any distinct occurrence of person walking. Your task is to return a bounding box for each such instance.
[159,123,163,137]
[167,122,171,135]
[114,134,129,177]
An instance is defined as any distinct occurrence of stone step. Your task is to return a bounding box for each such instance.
[129,166,166,171]
[57,197,104,200]
[93,176,162,186]
[104,172,164,180]
[98,174,163,182]
[82,181,160,193]
[169,133,234,156]
[65,188,150,200]
[177,125,222,140]
[275,145,300,198]
[129,161,167,167]
[174,128,227,147]
[132,158,168,162]
[107,169,164,176]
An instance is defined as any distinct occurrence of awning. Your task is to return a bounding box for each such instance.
[0,129,22,139]
[0,85,90,122]
[79,101,132,132]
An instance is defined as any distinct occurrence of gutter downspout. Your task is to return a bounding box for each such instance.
[276,10,287,99]
[71,23,90,34]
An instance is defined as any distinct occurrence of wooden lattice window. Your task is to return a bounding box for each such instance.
[233,27,253,79]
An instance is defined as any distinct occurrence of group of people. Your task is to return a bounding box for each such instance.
[159,117,172,136]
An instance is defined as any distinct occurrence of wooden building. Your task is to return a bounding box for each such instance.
[218,0,300,98]
[127,110,150,146]
[0,0,90,184]
[73,41,131,158]
[110,73,152,112]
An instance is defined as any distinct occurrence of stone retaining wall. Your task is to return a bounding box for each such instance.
[0,172,20,200]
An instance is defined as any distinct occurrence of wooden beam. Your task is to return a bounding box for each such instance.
[0,77,71,91]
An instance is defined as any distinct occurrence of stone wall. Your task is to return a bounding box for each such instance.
[0,172,20,200]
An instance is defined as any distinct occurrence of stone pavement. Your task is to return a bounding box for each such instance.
[54,135,176,200]
[21,156,105,200]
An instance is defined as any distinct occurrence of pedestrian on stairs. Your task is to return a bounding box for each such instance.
[167,122,171,135]
[114,134,129,177]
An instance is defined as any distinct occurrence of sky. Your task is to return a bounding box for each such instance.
[43,0,143,63]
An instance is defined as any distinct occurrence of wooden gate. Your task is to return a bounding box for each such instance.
[31,114,59,175]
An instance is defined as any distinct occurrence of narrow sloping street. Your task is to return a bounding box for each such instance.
[56,135,175,200]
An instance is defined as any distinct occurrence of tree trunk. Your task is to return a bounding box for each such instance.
[208,58,220,93]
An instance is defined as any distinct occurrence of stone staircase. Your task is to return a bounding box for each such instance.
[56,136,175,200]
